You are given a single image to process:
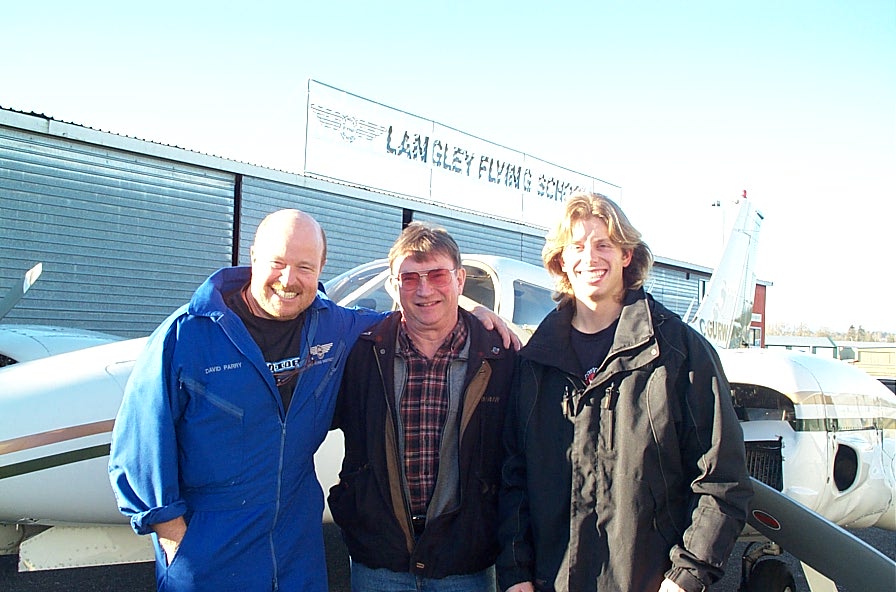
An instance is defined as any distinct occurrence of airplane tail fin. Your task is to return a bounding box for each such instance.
[0,263,43,322]
[689,194,763,349]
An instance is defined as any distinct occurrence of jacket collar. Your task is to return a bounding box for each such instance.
[359,308,507,366]
[522,289,666,377]
[188,266,329,319]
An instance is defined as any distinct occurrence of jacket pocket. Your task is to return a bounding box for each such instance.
[591,382,619,453]
[468,475,500,546]
[178,377,247,488]
[646,474,686,547]
[327,463,374,530]
[312,340,347,433]
[161,511,207,587]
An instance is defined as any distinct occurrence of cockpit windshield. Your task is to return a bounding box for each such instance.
[731,383,796,426]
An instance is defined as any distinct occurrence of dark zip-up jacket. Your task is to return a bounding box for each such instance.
[328,308,516,578]
[497,290,753,592]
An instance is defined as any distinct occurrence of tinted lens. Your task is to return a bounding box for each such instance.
[426,268,453,286]
[398,272,422,290]
[397,268,454,290]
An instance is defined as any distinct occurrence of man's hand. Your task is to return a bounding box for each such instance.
[470,305,522,351]
[152,517,187,566]
[505,583,535,592]
[658,577,687,592]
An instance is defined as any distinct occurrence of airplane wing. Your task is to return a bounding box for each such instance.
[747,477,896,589]
[0,263,42,322]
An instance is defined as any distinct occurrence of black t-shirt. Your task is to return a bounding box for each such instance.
[225,286,305,411]
[570,318,618,386]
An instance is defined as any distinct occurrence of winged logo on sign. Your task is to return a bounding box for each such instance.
[310,104,386,143]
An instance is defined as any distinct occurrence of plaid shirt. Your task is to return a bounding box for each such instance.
[397,315,468,517]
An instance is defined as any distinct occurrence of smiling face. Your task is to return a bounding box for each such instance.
[249,211,325,320]
[391,252,466,338]
[561,216,632,309]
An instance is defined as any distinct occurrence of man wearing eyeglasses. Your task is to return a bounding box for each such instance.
[328,221,516,592]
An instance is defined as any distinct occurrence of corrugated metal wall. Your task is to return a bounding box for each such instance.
[239,177,403,279]
[521,232,545,267]
[412,211,544,268]
[647,266,705,319]
[0,126,235,337]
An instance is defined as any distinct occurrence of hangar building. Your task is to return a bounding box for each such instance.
[0,82,768,344]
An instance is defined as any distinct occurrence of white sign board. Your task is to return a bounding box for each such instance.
[304,80,620,228]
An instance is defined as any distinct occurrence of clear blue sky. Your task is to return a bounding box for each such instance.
[3,1,894,332]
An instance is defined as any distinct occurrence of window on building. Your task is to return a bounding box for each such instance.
[749,327,762,347]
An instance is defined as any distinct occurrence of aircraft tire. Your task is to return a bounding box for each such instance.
[744,558,796,592]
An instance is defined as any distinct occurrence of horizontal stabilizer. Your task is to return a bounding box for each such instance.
[18,525,153,571]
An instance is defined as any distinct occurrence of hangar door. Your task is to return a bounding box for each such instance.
[412,211,544,269]
[0,125,235,337]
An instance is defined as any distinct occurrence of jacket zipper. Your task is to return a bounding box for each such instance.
[602,381,618,449]
[564,383,576,417]
[566,376,619,450]
[373,344,417,549]
[563,375,584,417]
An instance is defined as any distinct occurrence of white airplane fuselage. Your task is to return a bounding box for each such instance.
[0,337,146,526]
[721,348,896,531]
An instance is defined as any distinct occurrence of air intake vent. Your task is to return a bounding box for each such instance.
[745,440,783,491]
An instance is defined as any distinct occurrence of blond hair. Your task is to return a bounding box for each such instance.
[542,192,653,300]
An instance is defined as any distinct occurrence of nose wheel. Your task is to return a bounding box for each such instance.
[740,542,797,592]
[744,559,796,592]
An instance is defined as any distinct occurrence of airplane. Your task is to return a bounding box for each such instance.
[1,196,895,591]
[321,253,557,340]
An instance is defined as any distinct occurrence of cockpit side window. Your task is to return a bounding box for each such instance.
[730,383,796,427]
[326,263,389,303]
[352,286,398,312]
[326,264,397,312]
[512,280,555,328]
[462,265,496,311]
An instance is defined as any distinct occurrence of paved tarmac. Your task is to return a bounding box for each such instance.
[1,525,893,591]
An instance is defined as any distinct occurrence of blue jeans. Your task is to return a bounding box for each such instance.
[350,561,496,592]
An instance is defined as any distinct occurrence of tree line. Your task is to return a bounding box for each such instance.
[767,323,895,343]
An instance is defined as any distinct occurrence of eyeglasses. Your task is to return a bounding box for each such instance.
[392,268,457,291]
